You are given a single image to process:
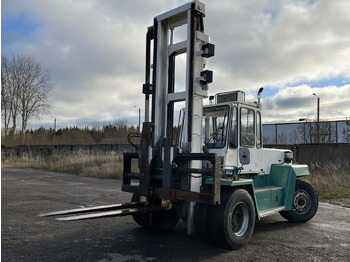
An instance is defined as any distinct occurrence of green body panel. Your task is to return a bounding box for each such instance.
[254,188,284,211]
[205,177,253,187]
[204,164,310,218]
[268,165,295,211]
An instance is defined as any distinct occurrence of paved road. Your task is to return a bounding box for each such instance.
[2,168,350,262]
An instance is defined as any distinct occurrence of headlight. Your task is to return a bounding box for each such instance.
[225,169,233,176]
[284,151,293,164]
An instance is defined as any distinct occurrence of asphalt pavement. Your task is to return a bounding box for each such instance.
[2,168,350,262]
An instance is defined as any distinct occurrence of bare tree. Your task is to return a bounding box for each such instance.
[289,130,302,144]
[342,119,350,143]
[277,132,289,145]
[16,55,53,133]
[1,62,9,136]
[1,56,21,136]
[263,135,273,144]
[114,116,128,129]
[297,120,337,144]
[1,55,53,134]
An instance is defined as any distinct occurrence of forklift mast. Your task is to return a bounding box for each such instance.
[129,0,217,233]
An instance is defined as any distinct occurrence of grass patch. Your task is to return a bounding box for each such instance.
[300,161,350,201]
[2,152,125,179]
[2,152,349,200]
[319,193,347,201]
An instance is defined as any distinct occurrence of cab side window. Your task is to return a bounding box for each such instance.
[240,108,255,147]
[229,107,238,148]
[256,111,262,148]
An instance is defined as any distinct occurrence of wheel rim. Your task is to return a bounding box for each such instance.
[230,202,249,237]
[293,190,311,214]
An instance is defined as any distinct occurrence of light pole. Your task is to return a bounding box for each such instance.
[312,93,320,143]
[133,106,141,133]
[50,116,56,145]
[50,115,56,131]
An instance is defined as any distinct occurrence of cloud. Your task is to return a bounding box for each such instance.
[205,0,350,90]
[262,84,350,122]
[2,0,350,129]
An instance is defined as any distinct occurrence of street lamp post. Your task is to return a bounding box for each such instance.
[50,116,56,131]
[312,93,320,143]
[133,106,141,133]
[50,116,56,145]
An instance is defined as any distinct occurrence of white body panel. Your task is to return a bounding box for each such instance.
[262,148,289,174]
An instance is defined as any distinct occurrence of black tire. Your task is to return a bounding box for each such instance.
[194,203,211,239]
[279,210,288,220]
[207,189,255,250]
[131,192,152,228]
[131,192,180,230]
[152,208,180,230]
[280,180,318,223]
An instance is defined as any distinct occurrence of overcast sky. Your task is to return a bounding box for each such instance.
[2,0,350,129]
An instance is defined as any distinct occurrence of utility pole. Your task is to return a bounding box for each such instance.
[312,93,320,143]
[134,106,141,133]
[50,115,56,145]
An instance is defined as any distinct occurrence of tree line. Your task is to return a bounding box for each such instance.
[1,124,139,147]
[1,54,53,137]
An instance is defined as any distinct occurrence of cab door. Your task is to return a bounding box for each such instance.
[238,106,263,173]
[224,106,238,168]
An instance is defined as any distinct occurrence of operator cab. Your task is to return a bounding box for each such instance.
[202,90,263,174]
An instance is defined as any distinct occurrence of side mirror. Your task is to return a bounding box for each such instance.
[239,148,250,165]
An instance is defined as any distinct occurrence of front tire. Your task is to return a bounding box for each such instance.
[131,192,152,228]
[207,189,255,250]
[281,180,318,223]
[131,192,180,230]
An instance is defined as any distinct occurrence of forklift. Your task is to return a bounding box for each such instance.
[41,1,318,250]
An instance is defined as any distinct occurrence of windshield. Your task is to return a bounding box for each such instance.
[203,105,230,148]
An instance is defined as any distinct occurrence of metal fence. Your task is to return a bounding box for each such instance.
[264,143,350,165]
[2,143,349,166]
[263,119,349,145]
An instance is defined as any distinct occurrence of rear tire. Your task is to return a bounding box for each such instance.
[280,180,318,223]
[207,189,255,250]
